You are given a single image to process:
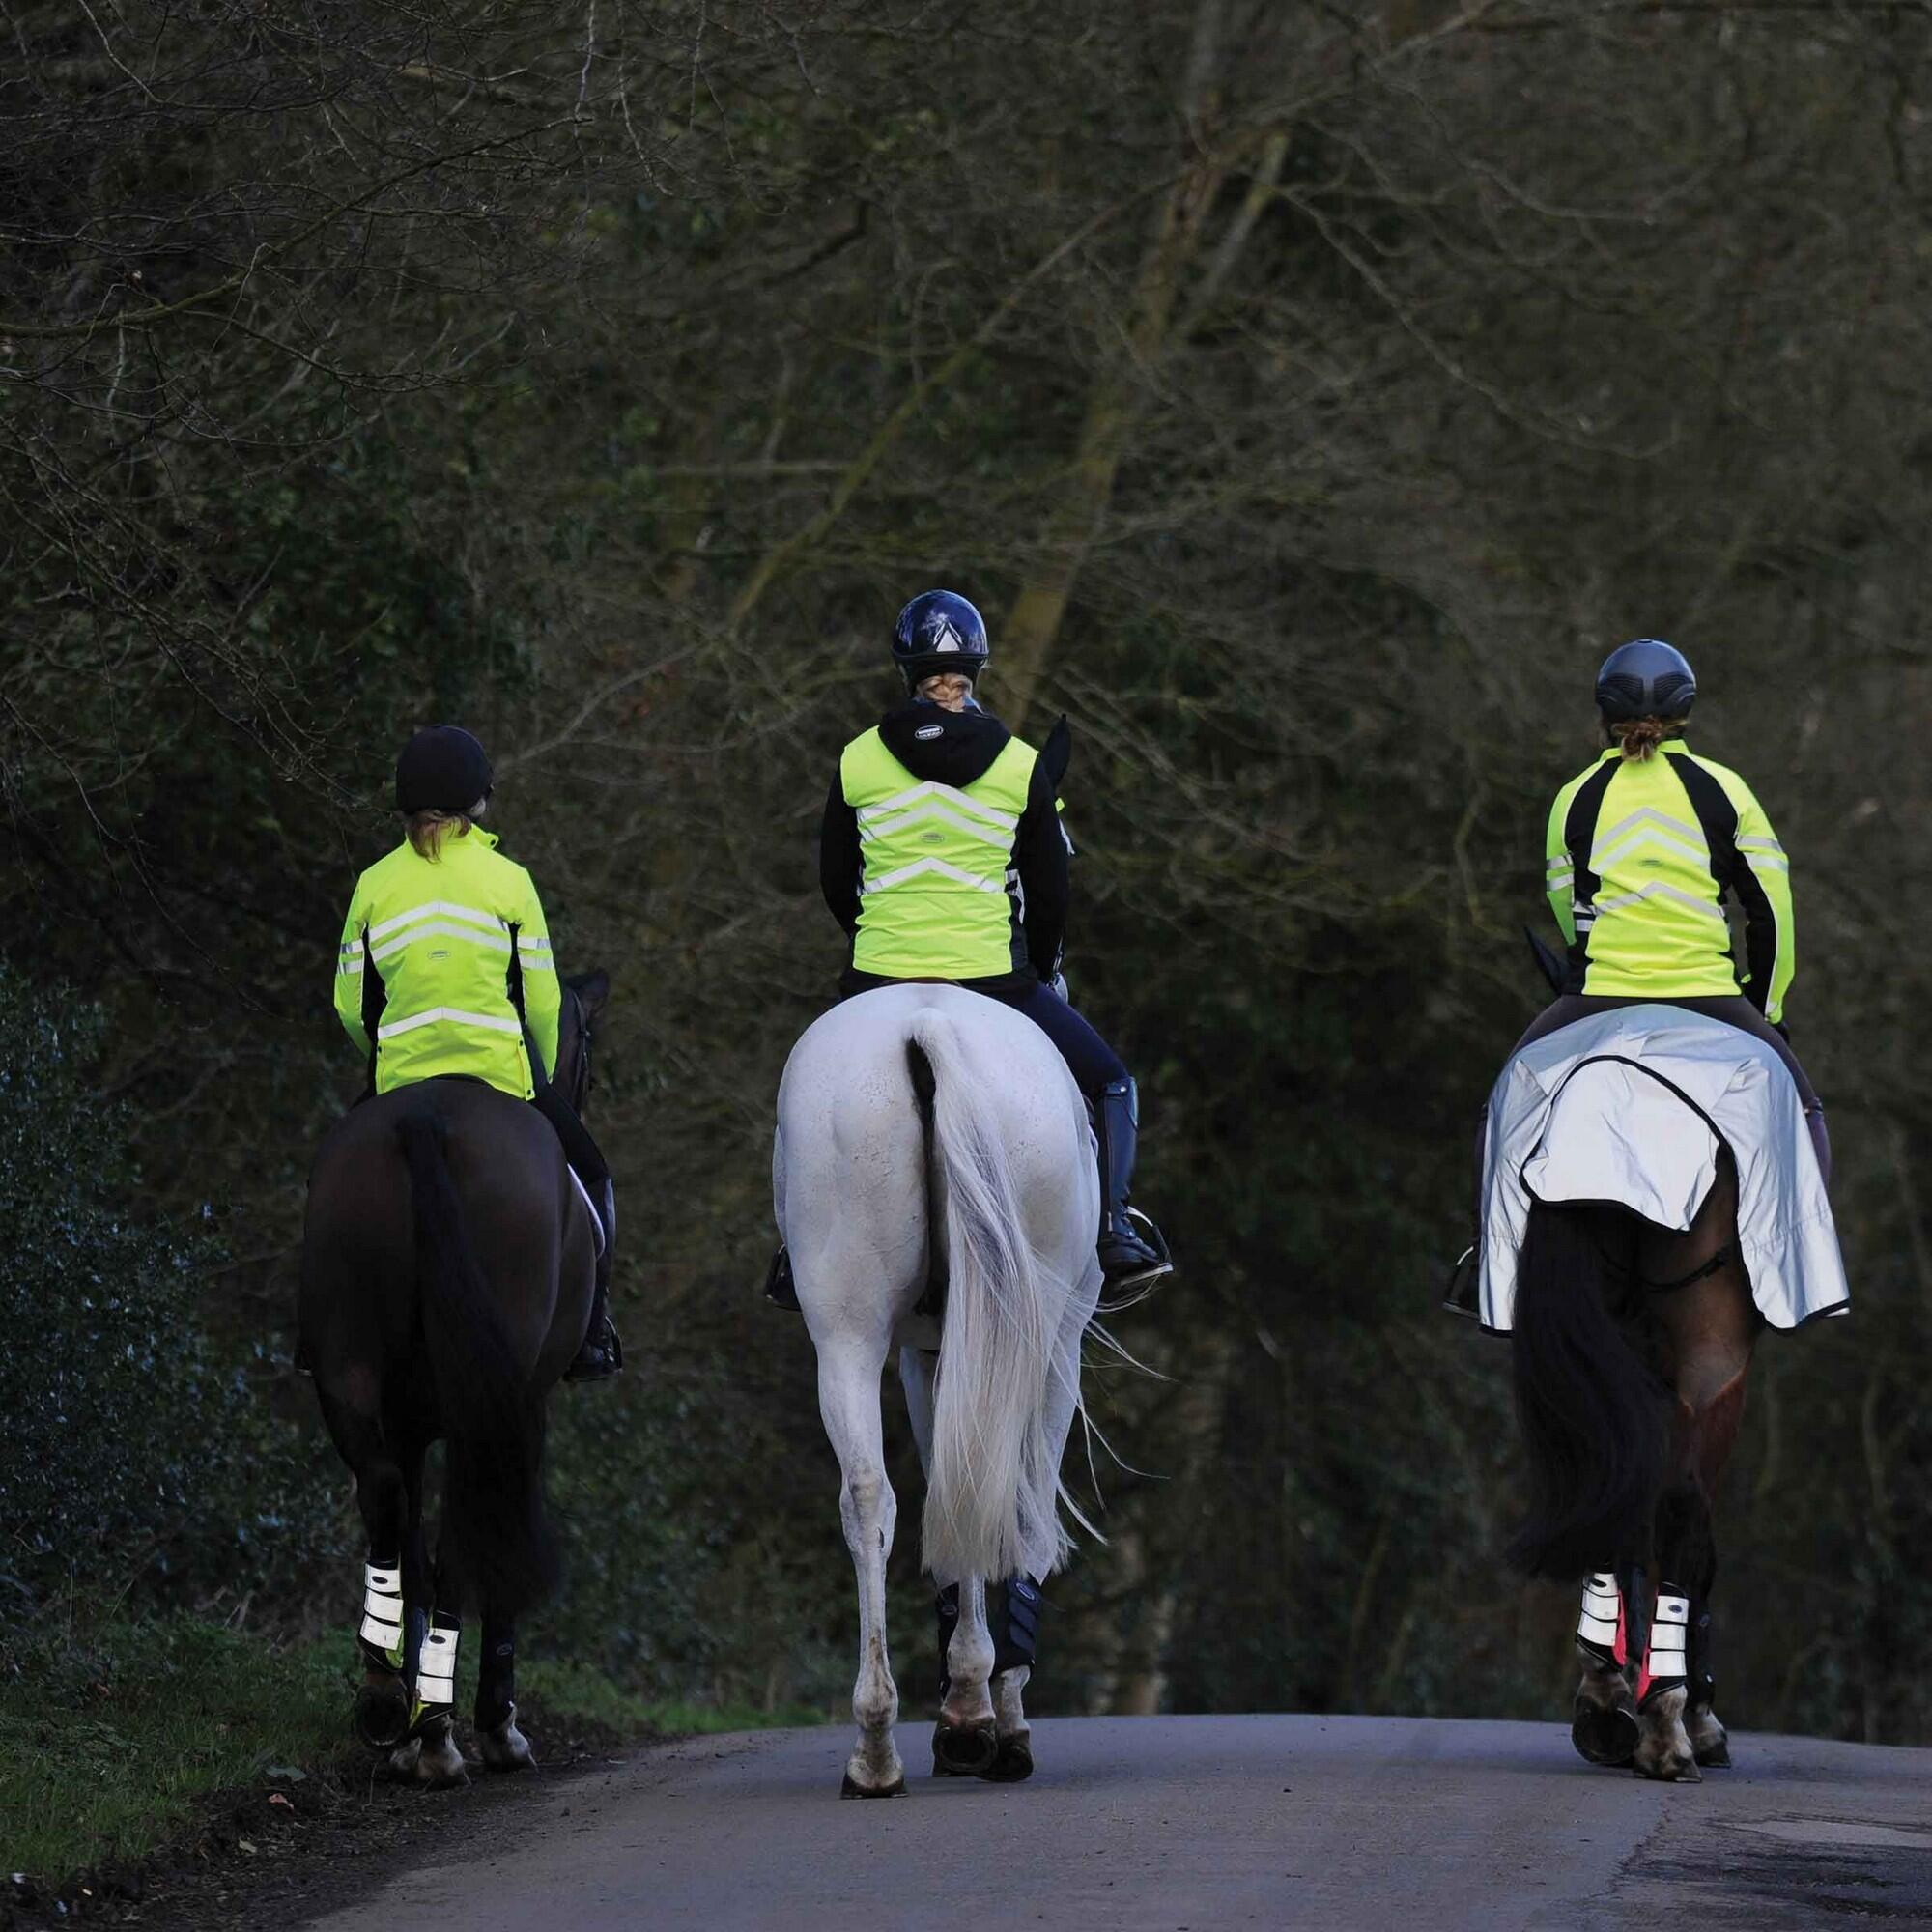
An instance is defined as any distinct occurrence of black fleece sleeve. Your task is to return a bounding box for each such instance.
[1013,757,1069,979]
[819,771,862,933]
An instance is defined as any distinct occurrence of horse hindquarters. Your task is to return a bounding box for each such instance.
[396,1108,559,1620]
[1507,1203,1667,1582]
[909,1008,1081,1591]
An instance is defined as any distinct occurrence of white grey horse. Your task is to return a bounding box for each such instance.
[774,982,1102,1797]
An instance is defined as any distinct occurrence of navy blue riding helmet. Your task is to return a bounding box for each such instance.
[1595,639,1697,722]
[893,590,990,693]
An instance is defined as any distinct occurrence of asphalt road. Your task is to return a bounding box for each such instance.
[306,1715,1932,1931]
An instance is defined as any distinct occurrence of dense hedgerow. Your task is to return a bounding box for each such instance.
[0,966,338,1616]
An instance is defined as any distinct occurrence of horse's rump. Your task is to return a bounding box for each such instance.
[301,1080,586,1613]
[776,986,1100,1581]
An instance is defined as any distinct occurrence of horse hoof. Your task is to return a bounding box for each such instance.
[1693,1737,1731,1769]
[355,1680,411,1751]
[1571,1701,1638,1768]
[479,1719,536,1773]
[839,1772,906,1799]
[931,1720,999,1776]
[981,1736,1034,1783]
[1634,1755,1701,1783]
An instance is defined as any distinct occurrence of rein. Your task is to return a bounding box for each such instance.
[561,984,595,1114]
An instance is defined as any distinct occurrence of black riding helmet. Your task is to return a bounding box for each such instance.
[893,589,990,693]
[395,724,493,814]
[1595,639,1697,723]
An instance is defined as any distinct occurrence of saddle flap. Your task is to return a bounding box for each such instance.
[1521,1058,1719,1234]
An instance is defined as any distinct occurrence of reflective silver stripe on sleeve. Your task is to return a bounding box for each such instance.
[377,1006,525,1040]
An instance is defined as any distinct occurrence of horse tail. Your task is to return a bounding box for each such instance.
[396,1104,559,1616]
[910,1007,1072,1584]
[1507,1200,1667,1581]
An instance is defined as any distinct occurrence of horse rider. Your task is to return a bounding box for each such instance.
[766,588,1173,1307]
[1518,638,1829,1182]
[331,724,622,1380]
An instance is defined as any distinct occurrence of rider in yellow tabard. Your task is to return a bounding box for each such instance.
[332,725,621,1379]
[766,590,1172,1305]
[1520,639,1828,1179]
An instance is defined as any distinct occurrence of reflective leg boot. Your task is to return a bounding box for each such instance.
[1094,1078,1173,1292]
[763,1244,801,1311]
[565,1177,623,1381]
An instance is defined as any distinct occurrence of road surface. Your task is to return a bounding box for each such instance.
[307,1715,1932,1930]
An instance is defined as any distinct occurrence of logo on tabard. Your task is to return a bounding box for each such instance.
[915,724,944,741]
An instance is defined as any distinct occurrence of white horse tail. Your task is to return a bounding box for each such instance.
[909,1005,1072,1584]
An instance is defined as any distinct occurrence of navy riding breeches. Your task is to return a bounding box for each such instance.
[975,980,1126,1100]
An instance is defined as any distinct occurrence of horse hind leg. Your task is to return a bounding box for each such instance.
[933,1577,999,1776]
[820,1340,905,1798]
[1571,1573,1638,1768]
[1632,1484,1703,1783]
[315,1382,413,1753]
[475,1603,535,1773]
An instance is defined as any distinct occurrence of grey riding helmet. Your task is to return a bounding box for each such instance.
[1595,639,1697,722]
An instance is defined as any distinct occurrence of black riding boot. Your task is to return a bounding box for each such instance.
[565,1175,623,1382]
[763,1244,800,1310]
[1094,1078,1172,1291]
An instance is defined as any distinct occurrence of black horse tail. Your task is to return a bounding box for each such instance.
[1506,1201,1667,1580]
[396,1106,559,1617]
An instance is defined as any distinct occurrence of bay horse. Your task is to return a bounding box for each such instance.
[299,972,608,1787]
[1495,1008,1846,1780]
[773,983,1102,1797]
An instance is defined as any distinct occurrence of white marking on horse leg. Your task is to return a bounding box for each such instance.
[478,1702,535,1772]
[1634,1683,1698,1780]
[993,1662,1031,1746]
[940,1577,996,1731]
[412,1713,469,1788]
[820,1342,904,1796]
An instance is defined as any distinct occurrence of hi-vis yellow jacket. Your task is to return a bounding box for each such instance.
[333,828,559,1099]
[1546,742,1795,1023]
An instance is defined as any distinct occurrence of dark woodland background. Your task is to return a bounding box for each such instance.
[4,0,1930,1741]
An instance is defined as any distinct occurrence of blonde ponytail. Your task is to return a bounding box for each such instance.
[406,810,472,860]
[1609,717,1687,762]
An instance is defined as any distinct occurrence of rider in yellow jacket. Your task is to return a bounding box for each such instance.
[332,725,621,1379]
[1520,639,1828,1180]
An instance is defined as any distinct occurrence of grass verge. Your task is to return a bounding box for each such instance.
[0,1612,820,1897]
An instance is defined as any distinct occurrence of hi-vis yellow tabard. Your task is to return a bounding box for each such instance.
[840,727,1037,980]
[1546,743,1796,1023]
[333,828,560,1099]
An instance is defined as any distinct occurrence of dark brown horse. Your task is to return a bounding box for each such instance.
[299,972,607,1786]
[1508,1154,1752,1781]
